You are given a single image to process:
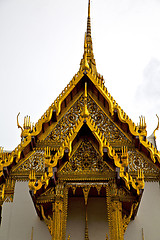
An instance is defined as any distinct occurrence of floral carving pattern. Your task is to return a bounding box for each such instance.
[46,97,83,142]
[87,97,128,143]
[18,150,45,171]
[46,95,128,144]
[62,139,110,173]
[128,150,158,173]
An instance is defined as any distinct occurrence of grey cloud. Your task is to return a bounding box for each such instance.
[135,58,160,107]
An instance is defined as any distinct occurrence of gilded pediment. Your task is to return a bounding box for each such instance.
[59,139,111,174]
[128,150,160,181]
[46,95,83,143]
[10,95,159,182]
[87,95,129,144]
[46,94,130,146]
[12,150,45,173]
[16,150,45,172]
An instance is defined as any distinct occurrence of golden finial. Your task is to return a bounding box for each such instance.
[138,115,147,137]
[85,81,88,98]
[29,169,36,190]
[154,114,159,138]
[23,115,31,130]
[82,82,89,118]
[44,147,51,160]
[121,146,128,167]
[83,33,90,70]
[136,169,145,191]
[17,112,33,138]
[0,148,10,164]
[0,147,4,158]
[139,116,146,130]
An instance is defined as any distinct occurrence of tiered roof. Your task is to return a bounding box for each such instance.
[0,0,159,209]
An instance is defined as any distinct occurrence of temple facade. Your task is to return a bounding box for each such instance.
[0,1,160,240]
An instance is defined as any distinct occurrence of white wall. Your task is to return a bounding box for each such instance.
[1,182,160,240]
[67,184,160,240]
[0,182,51,240]
[125,182,160,240]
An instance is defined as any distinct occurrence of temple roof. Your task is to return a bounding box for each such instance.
[0,0,160,200]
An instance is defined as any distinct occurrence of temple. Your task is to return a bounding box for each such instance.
[0,1,160,240]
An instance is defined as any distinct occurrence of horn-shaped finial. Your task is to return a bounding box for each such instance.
[154,114,159,138]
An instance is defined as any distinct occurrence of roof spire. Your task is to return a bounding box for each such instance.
[80,0,97,74]
[88,0,90,17]
[87,0,91,36]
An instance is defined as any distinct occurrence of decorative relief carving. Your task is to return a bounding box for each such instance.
[46,97,83,142]
[40,187,55,197]
[63,186,69,240]
[46,95,129,145]
[87,97,128,143]
[106,183,136,240]
[122,203,138,234]
[18,150,45,172]
[41,205,53,235]
[61,139,110,173]
[128,150,158,173]
[109,183,127,197]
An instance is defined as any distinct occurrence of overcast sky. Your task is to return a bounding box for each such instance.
[0,0,160,150]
